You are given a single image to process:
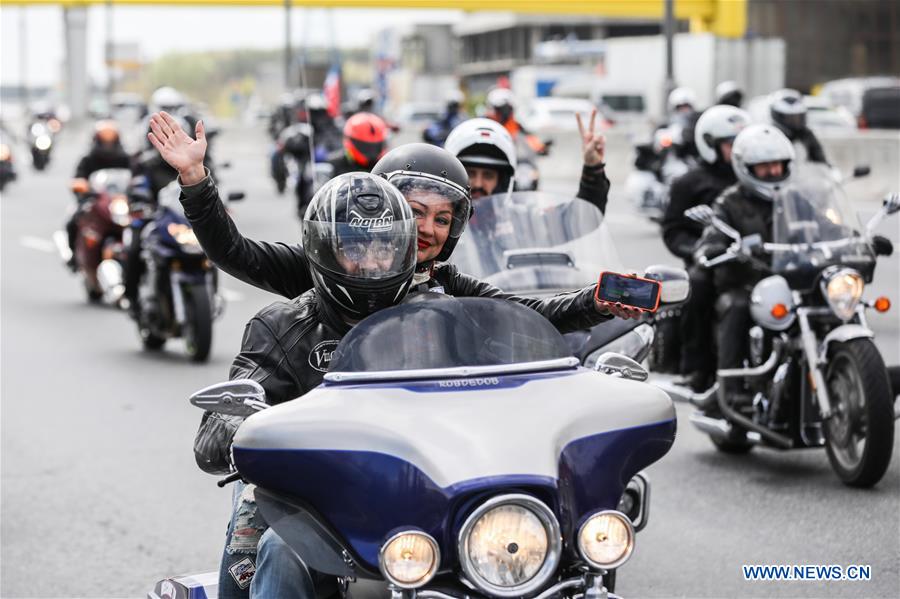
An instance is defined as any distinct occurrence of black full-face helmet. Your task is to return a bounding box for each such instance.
[302,172,417,320]
[372,143,472,263]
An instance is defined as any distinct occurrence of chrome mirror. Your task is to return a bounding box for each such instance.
[189,379,268,416]
[643,264,690,304]
[594,352,649,381]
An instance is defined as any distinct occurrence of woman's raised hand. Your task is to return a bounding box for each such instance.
[147,111,207,185]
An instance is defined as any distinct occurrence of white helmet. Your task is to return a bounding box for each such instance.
[731,124,795,201]
[694,105,752,164]
[150,86,186,113]
[667,87,697,113]
[486,88,515,110]
[444,118,517,194]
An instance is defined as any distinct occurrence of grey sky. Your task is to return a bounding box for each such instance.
[1,5,462,87]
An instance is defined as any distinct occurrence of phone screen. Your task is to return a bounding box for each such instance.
[597,273,661,311]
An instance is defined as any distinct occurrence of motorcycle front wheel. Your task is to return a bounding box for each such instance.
[824,339,894,487]
[183,283,212,363]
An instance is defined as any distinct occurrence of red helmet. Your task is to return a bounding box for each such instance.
[343,112,387,168]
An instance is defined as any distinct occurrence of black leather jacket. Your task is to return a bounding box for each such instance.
[577,163,611,215]
[193,288,348,474]
[663,161,736,263]
[74,144,132,179]
[695,185,773,291]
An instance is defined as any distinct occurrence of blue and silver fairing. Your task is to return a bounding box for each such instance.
[232,366,675,573]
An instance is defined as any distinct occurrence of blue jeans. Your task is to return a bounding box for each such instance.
[217,482,316,599]
[251,529,317,599]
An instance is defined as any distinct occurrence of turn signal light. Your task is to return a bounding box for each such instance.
[771,303,789,319]
[874,297,891,313]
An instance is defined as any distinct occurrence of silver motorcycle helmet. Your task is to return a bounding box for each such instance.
[694,105,752,164]
[444,118,517,195]
[769,88,807,137]
[731,124,796,201]
[667,87,697,113]
[150,86,187,114]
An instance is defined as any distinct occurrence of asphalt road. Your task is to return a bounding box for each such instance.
[1,120,898,598]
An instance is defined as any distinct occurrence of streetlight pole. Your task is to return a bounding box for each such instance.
[106,0,114,105]
[19,8,28,110]
[663,0,675,116]
[284,0,293,88]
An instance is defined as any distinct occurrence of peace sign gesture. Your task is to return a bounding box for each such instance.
[147,111,208,185]
[576,108,606,167]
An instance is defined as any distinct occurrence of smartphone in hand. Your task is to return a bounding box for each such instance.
[594,271,662,313]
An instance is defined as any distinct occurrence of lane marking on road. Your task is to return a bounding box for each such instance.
[220,288,245,302]
[19,236,56,253]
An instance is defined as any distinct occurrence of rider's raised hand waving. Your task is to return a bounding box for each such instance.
[147,111,207,185]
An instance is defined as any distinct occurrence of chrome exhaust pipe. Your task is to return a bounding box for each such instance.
[653,380,718,409]
[689,412,734,441]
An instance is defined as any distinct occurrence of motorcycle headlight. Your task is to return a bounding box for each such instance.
[35,135,52,151]
[167,223,203,253]
[821,268,863,321]
[378,531,440,589]
[578,510,635,570]
[458,494,561,597]
[110,195,131,226]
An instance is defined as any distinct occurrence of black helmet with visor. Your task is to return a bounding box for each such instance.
[372,143,472,263]
[302,172,417,320]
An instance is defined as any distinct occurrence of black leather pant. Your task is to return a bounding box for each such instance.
[715,289,752,395]
[680,265,717,375]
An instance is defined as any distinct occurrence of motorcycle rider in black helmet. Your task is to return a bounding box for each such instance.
[769,88,828,164]
[194,172,419,598]
[146,110,640,325]
[663,105,752,391]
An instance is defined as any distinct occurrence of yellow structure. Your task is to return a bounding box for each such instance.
[2,0,747,38]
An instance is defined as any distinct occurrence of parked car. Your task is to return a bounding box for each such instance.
[803,95,857,133]
[859,86,900,129]
[819,76,900,127]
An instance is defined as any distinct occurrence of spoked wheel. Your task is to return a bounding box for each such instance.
[824,339,894,487]
[183,283,213,363]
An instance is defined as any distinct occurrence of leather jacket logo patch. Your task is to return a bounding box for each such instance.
[309,339,340,373]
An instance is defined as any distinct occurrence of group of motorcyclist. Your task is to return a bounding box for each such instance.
[64,86,215,319]
[66,78,891,597]
[654,82,848,401]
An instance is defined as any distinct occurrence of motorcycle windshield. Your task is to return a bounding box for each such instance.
[450,192,621,294]
[771,164,874,287]
[329,296,573,373]
[88,168,132,195]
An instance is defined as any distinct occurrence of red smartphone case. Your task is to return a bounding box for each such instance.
[594,271,662,313]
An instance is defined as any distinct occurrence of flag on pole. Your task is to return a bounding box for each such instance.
[324,66,341,118]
